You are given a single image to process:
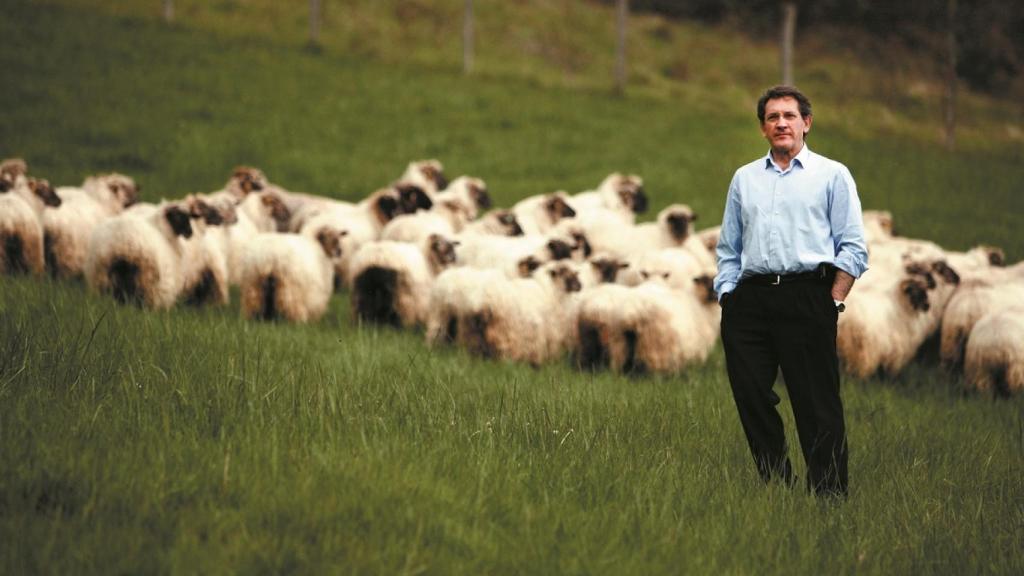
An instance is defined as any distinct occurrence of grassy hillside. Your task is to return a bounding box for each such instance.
[2,1,1023,574]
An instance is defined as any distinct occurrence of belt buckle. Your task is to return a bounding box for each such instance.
[771,274,781,285]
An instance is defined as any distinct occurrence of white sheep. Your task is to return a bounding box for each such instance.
[939,273,1024,371]
[426,260,583,366]
[963,305,1024,396]
[461,209,525,237]
[575,265,719,374]
[349,233,458,328]
[42,174,139,279]
[84,202,195,309]
[1,176,61,276]
[238,229,344,323]
[437,176,490,220]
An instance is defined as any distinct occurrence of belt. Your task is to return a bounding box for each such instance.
[742,265,835,286]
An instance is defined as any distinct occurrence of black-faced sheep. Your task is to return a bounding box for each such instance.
[838,258,961,378]
[511,191,577,235]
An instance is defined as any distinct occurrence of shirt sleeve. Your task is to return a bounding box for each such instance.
[713,172,743,300]
[829,165,869,278]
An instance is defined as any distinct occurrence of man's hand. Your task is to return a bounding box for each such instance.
[831,269,855,301]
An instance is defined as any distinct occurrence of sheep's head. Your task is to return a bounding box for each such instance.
[494,210,524,236]
[608,174,648,214]
[164,205,193,238]
[546,238,575,261]
[415,160,448,192]
[517,255,542,277]
[900,277,931,311]
[545,194,576,222]
[102,174,139,208]
[544,262,582,293]
[188,195,236,226]
[661,205,696,242]
[428,234,458,270]
[316,228,347,259]
[0,158,28,192]
[395,183,433,214]
[260,192,291,232]
[27,178,61,207]
[229,166,267,195]
[467,179,492,211]
[693,275,717,304]
[904,261,937,289]
[589,256,629,283]
[372,191,402,224]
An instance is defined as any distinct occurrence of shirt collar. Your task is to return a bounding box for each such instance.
[764,144,813,172]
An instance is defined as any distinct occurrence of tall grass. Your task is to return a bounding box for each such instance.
[2,1,1023,574]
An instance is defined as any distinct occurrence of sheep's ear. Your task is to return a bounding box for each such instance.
[932,261,961,285]
[987,247,1005,267]
[316,230,342,258]
[618,262,630,269]
[662,272,670,280]
[165,206,193,238]
[690,212,698,222]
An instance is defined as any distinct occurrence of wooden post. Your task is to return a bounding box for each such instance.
[944,0,957,151]
[780,2,797,86]
[162,0,174,23]
[615,0,628,94]
[463,0,474,75]
[309,0,322,46]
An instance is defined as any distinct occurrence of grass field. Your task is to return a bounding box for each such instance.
[2,1,1023,574]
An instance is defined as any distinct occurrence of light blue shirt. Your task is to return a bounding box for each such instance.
[714,144,869,299]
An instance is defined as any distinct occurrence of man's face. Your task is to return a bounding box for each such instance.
[761,96,812,156]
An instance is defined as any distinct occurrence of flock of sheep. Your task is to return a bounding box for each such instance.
[1,157,1020,395]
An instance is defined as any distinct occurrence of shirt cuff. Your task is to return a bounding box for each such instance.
[834,253,867,279]
[716,281,737,302]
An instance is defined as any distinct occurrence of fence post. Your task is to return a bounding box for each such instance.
[944,0,957,151]
[162,0,174,23]
[309,0,322,47]
[780,2,797,86]
[464,0,474,75]
[615,0,628,94]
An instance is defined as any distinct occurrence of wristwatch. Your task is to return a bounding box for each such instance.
[834,300,846,313]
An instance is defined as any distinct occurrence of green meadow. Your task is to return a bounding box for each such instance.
[2,1,1022,573]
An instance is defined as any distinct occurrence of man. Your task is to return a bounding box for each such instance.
[714,85,868,497]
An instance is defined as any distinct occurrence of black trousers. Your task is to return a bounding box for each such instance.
[721,280,848,496]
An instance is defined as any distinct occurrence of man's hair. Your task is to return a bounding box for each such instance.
[757,85,812,124]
